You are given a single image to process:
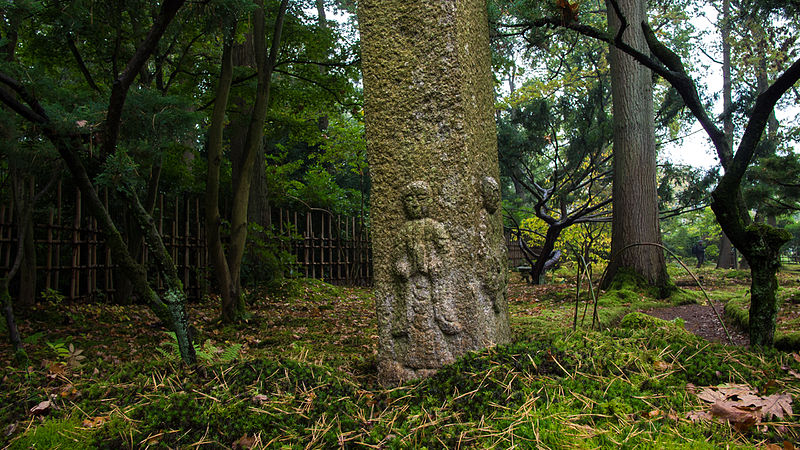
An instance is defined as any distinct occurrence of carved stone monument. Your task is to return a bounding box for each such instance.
[360,0,511,384]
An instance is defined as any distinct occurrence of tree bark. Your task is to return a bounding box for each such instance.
[206,40,236,321]
[223,0,288,322]
[717,232,738,269]
[716,0,738,271]
[602,0,669,293]
[12,173,36,307]
[361,0,511,384]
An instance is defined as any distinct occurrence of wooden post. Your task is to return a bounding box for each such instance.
[183,196,190,296]
[70,188,82,300]
[54,181,62,292]
[0,205,8,272]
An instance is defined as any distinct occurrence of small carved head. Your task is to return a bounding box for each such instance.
[402,180,431,220]
[481,176,501,214]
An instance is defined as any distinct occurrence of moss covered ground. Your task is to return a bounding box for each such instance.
[1,265,800,448]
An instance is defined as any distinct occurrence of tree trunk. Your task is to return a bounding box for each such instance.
[717,232,738,269]
[602,0,669,293]
[361,0,511,385]
[223,0,288,322]
[1,279,22,353]
[14,175,36,307]
[531,226,562,285]
[115,161,161,304]
[206,40,237,320]
[716,0,738,271]
[748,252,780,346]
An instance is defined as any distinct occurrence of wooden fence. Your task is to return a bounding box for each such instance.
[269,208,372,286]
[0,184,373,302]
[0,184,208,301]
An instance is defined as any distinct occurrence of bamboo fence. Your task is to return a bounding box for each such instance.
[0,183,373,302]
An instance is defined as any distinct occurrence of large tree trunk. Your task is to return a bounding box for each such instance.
[717,232,738,269]
[601,0,669,293]
[361,0,511,385]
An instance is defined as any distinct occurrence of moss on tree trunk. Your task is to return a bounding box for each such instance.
[361,0,511,384]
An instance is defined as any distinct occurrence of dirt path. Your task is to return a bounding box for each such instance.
[642,303,750,346]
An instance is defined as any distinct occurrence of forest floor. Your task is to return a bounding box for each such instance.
[1,263,800,448]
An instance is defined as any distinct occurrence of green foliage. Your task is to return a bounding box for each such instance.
[785,219,800,260]
[39,288,65,305]
[93,150,141,195]
[157,332,242,364]
[661,207,722,259]
[240,222,298,288]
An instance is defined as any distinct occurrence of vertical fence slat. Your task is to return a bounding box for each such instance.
[70,188,81,300]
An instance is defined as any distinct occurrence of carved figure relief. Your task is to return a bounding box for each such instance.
[392,181,461,369]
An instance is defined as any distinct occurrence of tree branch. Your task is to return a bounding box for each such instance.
[67,36,102,93]
[0,85,47,124]
[102,0,186,156]
[725,56,800,190]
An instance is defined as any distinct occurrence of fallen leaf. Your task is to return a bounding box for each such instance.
[81,416,108,428]
[232,433,256,449]
[30,400,52,416]
[710,401,760,432]
[698,389,723,403]
[760,393,793,420]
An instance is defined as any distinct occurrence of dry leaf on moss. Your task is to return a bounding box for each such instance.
[689,383,793,430]
[760,393,793,420]
[29,400,52,416]
[710,401,760,432]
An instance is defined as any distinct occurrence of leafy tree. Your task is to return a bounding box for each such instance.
[500,95,613,284]
[205,0,361,322]
[515,0,799,346]
[0,0,197,363]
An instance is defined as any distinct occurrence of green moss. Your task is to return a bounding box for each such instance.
[724,270,750,279]
[775,331,800,351]
[724,296,750,329]
[620,312,686,333]
[745,223,792,248]
[669,288,702,305]
[7,417,92,449]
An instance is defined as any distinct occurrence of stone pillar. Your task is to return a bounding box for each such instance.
[360,0,511,384]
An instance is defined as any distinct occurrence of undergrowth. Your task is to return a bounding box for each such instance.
[3,273,800,448]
